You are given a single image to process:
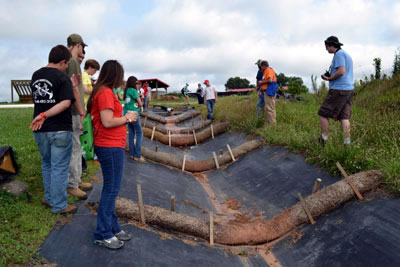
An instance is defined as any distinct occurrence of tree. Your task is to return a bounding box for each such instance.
[225,77,251,90]
[373,58,381,80]
[392,48,400,76]
[311,74,318,93]
[276,73,289,86]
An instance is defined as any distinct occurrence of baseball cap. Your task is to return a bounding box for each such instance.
[254,59,263,65]
[203,80,209,84]
[67,33,88,47]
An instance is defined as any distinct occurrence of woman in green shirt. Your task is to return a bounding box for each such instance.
[123,76,145,163]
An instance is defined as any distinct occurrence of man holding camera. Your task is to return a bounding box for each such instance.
[318,36,354,145]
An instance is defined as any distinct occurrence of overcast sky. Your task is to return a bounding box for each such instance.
[1,0,399,102]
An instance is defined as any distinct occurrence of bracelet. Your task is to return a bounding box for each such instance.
[125,116,132,124]
[40,112,47,119]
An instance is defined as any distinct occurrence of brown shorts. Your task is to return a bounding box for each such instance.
[318,89,354,121]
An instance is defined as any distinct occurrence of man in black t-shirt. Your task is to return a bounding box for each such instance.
[30,45,79,215]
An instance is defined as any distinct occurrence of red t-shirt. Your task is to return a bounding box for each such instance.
[91,87,126,148]
[143,86,148,96]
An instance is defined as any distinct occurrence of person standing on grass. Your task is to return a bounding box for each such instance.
[87,60,138,250]
[142,83,149,110]
[259,60,277,124]
[255,59,265,118]
[123,76,146,163]
[66,33,93,199]
[203,80,217,120]
[318,36,354,145]
[82,59,100,105]
[196,83,204,104]
[30,45,78,215]
[183,83,190,106]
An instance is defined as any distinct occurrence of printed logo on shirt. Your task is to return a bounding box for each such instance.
[32,79,56,104]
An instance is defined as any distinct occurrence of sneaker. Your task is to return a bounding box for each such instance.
[93,236,124,249]
[134,156,146,163]
[115,230,132,241]
[41,198,51,208]
[57,204,78,215]
[79,182,93,191]
[67,187,88,199]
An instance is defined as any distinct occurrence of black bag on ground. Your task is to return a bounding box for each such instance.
[0,146,19,181]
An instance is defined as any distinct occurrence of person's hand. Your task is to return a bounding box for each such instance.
[30,115,45,131]
[257,90,261,97]
[321,75,330,81]
[71,74,81,87]
[125,111,138,123]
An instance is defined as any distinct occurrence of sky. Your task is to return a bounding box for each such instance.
[1,0,399,102]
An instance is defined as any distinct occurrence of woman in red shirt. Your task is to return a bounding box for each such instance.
[87,60,137,250]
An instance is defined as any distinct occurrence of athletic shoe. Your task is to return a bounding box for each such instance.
[93,236,124,249]
[134,156,146,163]
[115,230,132,241]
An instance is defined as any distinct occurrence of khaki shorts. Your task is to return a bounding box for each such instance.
[318,89,354,121]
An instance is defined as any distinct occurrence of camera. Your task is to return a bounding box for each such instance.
[321,70,330,79]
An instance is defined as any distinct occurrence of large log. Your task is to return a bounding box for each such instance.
[142,140,263,172]
[143,122,230,147]
[105,170,383,245]
[141,117,212,134]
[141,109,201,124]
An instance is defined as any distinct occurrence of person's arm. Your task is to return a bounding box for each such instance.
[117,91,123,101]
[100,108,137,128]
[214,88,218,102]
[30,100,71,131]
[322,66,346,81]
[259,77,273,85]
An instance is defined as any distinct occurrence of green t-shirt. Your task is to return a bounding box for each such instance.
[66,57,85,114]
[113,87,124,104]
[123,87,140,115]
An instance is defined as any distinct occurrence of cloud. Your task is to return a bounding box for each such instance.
[0,0,399,102]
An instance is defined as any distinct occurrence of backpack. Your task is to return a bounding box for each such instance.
[80,114,95,160]
[181,88,185,95]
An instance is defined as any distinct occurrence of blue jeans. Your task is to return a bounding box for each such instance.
[128,117,143,158]
[93,146,124,240]
[206,99,215,120]
[143,96,147,109]
[256,90,265,118]
[34,131,72,213]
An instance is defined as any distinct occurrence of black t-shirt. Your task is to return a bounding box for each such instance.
[31,67,75,132]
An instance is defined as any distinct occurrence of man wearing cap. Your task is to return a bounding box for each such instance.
[203,80,217,120]
[255,59,265,118]
[66,33,92,199]
[259,60,278,124]
[318,36,354,145]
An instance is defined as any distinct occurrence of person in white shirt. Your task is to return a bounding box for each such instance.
[203,80,218,120]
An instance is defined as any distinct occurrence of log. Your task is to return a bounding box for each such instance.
[100,170,382,246]
[142,122,230,147]
[141,116,212,134]
[141,140,263,172]
[141,109,201,124]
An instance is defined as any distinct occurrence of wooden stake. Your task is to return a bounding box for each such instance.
[155,145,159,152]
[151,126,156,141]
[226,144,236,161]
[312,178,322,194]
[168,131,171,147]
[137,184,146,224]
[298,193,316,225]
[209,211,214,246]
[171,195,175,211]
[211,124,214,139]
[336,162,363,200]
[182,154,187,171]
[193,130,198,146]
[212,152,219,169]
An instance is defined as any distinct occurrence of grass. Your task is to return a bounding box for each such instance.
[212,79,400,191]
[0,108,98,265]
